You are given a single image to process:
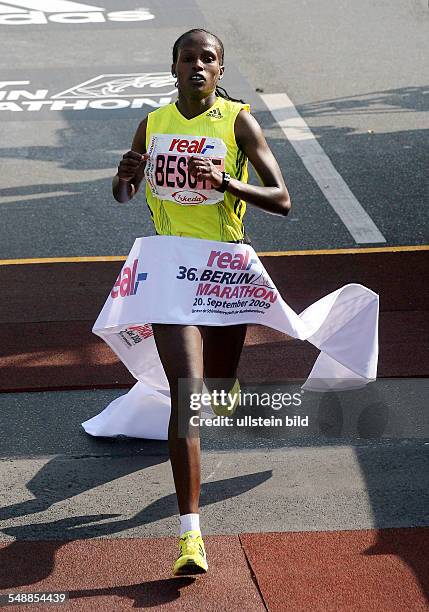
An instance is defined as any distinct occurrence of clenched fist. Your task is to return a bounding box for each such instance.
[117,150,149,181]
[188,156,223,189]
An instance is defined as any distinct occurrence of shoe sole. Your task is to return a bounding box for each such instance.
[173,557,208,576]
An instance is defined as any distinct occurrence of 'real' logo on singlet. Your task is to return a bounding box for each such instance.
[144,133,227,206]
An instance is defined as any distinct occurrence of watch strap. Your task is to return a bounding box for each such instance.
[217,171,231,193]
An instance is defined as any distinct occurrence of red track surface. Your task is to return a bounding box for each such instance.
[0,529,427,611]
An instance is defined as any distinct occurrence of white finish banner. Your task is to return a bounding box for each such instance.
[82,236,379,440]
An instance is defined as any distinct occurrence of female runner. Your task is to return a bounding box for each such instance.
[112,28,291,576]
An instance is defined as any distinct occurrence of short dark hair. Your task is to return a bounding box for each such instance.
[172,28,224,64]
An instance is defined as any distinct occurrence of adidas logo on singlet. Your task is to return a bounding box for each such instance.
[206,108,223,119]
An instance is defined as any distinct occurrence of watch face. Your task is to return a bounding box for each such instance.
[222,172,230,192]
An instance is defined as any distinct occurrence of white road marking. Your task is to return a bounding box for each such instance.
[206,459,223,481]
[261,92,386,244]
[0,0,101,12]
[0,191,78,205]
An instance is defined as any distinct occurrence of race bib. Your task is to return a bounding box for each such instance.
[145,133,227,205]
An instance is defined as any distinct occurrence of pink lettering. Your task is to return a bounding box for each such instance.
[120,266,132,297]
[129,324,154,339]
[206,250,251,270]
[207,250,221,267]
[219,286,232,298]
[111,275,121,299]
[254,287,266,298]
[230,253,245,270]
[196,283,212,296]
[130,259,137,294]
[217,252,232,268]
[111,259,146,299]
[209,284,221,297]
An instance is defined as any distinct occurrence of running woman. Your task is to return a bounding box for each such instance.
[112,28,291,576]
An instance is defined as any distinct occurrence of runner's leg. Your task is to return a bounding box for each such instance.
[151,323,203,515]
[201,324,247,392]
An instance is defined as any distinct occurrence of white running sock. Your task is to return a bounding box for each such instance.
[180,513,200,536]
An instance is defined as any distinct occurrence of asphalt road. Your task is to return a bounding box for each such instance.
[0,0,428,257]
[0,381,428,541]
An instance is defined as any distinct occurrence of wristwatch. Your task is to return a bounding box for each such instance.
[217,171,231,193]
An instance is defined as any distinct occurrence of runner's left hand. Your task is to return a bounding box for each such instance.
[188,156,223,188]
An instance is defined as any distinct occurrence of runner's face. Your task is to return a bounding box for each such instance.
[173,34,224,99]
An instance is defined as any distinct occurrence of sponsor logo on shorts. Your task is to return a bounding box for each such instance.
[0,1,155,26]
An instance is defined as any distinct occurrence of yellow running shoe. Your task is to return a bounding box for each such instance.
[172,530,208,576]
[210,379,241,417]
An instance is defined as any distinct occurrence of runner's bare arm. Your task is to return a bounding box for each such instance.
[112,117,148,203]
[188,110,291,215]
[232,110,290,215]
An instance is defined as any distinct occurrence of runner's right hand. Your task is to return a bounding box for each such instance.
[117,150,149,180]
